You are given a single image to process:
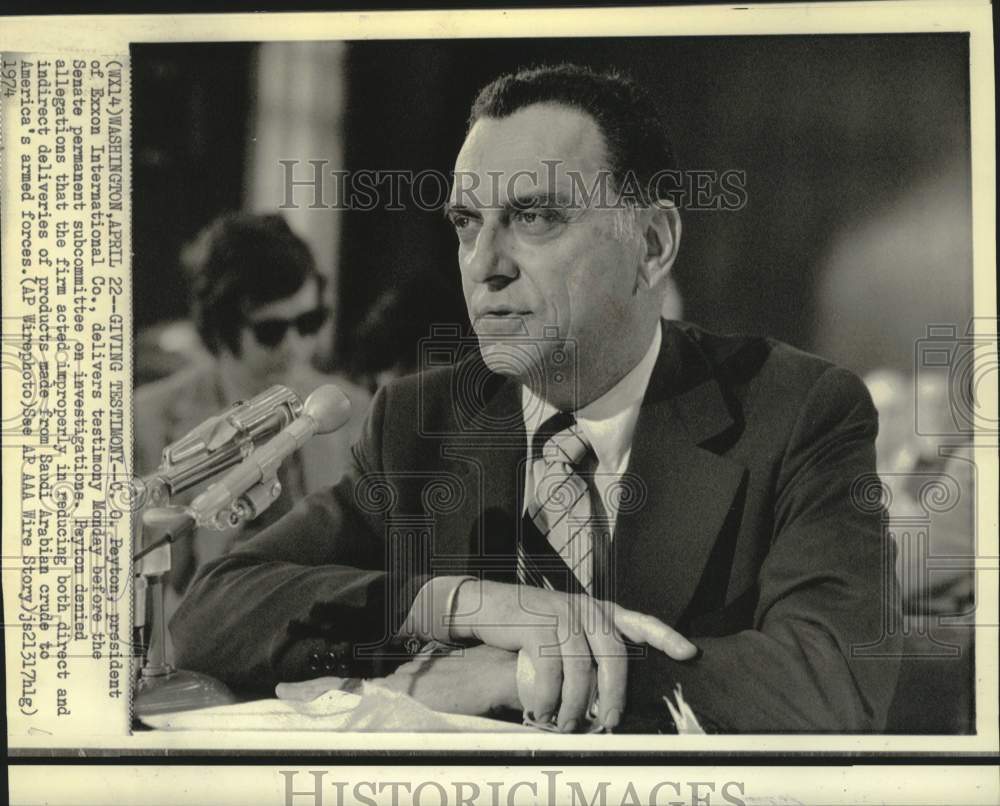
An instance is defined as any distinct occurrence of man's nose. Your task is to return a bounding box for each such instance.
[463,219,518,288]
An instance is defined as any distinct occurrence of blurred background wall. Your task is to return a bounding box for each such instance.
[132,34,971,385]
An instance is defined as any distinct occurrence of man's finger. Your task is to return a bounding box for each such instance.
[515,649,536,714]
[584,603,628,729]
[556,631,595,731]
[611,603,698,659]
[525,636,563,722]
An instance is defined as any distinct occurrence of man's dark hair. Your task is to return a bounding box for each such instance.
[184,212,325,356]
[468,63,678,204]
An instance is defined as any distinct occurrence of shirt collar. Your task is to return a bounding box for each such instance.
[521,322,662,472]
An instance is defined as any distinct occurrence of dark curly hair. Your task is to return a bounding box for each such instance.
[184,212,325,356]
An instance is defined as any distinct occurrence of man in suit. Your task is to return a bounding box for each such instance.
[172,66,901,732]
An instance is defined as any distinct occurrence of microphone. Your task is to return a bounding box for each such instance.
[187,384,352,528]
[140,384,304,506]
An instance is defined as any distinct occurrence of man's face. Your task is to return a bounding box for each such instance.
[448,102,645,404]
[234,278,323,389]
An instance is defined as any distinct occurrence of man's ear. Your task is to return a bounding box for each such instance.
[636,202,682,292]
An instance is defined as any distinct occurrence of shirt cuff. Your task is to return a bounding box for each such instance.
[398,575,477,645]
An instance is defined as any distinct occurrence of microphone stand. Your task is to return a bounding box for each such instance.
[133,509,239,719]
[132,385,303,720]
[131,384,349,720]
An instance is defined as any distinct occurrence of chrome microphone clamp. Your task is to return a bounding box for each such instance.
[138,384,303,507]
[186,384,352,530]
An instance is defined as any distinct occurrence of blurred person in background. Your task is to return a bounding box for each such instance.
[135,212,372,597]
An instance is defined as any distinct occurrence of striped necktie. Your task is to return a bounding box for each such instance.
[518,412,598,596]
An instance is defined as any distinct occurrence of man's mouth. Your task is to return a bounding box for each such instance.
[474,309,533,335]
[476,308,532,318]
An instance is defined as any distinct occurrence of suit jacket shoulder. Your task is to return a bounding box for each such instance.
[663,321,875,454]
[669,320,841,398]
[366,351,501,465]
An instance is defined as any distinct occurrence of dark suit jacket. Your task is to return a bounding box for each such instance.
[172,321,901,732]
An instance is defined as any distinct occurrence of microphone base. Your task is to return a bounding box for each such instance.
[134,667,239,718]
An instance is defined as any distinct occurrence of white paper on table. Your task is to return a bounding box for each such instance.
[141,680,532,732]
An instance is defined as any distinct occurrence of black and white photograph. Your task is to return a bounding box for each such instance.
[0,0,1000,806]
[126,30,983,741]
[2,11,997,806]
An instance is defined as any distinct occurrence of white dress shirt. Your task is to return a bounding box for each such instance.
[522,322,662,538]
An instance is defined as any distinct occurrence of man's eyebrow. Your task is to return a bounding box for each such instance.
[506,190,574,210]
[442,191,574,219]
[442,201,479,219]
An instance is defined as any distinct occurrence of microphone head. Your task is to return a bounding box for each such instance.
[304,384,352,434]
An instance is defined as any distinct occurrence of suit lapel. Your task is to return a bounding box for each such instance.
[439,367,526,582]
[612,323,746,627]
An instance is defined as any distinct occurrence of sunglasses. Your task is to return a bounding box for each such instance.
[246,307,329,347]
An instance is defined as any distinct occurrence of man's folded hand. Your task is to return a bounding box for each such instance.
[449,580,697,732]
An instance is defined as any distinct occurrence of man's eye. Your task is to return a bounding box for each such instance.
[448,212,480,238]
[512,208,564,235]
